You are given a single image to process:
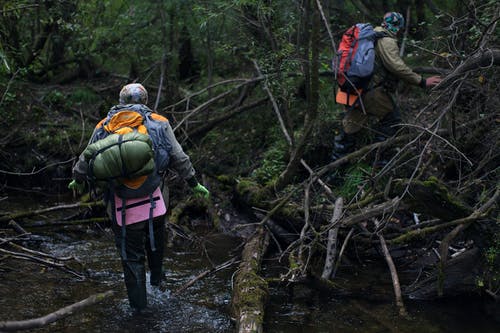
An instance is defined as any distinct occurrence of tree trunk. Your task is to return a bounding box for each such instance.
[321,197,343,280]
[231,226,270,333]
[274,0,320,191]
[390,178,472,221]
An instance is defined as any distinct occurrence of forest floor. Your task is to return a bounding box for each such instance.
[0,75,499,330]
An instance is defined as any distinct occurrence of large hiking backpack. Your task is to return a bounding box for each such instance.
[333,23,386,98]
[86,104,172,199]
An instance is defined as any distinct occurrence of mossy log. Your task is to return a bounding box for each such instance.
[168,197,219,229]
[234,179,273,209]
[231,226,270,333]
[389,213,488,244]
[390,177,472,221]
[234,178,306,232]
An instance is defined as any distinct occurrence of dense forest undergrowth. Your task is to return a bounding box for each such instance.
[0,0,499,331]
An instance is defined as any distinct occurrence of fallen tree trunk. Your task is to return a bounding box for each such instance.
[234,179,305,231]
[231,226,270,333]
[390,177,472,220]
[321,197,343,280]
[342,197,404,226]
[0,290,115,331]
[389,212,488,244]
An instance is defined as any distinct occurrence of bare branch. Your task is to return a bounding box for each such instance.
[376,219,407,317]
[0,291,115,332]
[321,197,343,280]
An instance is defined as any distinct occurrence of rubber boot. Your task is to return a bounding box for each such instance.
[147,217,166,288]
[331,130,356,161]
[112,222,147,311]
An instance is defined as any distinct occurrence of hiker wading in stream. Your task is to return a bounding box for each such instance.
[331,12,442,161]
[68,83,209,314]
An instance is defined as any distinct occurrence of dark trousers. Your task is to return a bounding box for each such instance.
[111,216,166,310]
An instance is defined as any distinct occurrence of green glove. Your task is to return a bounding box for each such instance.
[192,183,210,199]
[68,179,85,194]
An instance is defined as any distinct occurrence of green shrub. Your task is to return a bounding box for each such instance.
[337,163,371,199]
[251,139,287,185]
[69,87,101,106]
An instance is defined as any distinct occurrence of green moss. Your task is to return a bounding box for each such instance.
[216,174,236,186]
[236,178,270,207]
[482,230,500,291]
[208,200,221,229]
[486,233,500,265]
[278,202,302,221]
[423,176,467,209]
[168,198,214,228]
[251,139,287,185]
[168,200,190,224]
[236,271,268,312]
[391,228,431,244]
[392,177,472,220]
[236,179,259,194]
[288,251,299,270]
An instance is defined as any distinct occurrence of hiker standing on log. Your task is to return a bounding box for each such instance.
[332,12,442,161]
[68,83,209,314]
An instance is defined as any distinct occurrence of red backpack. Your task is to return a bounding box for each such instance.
[333,23,386,105]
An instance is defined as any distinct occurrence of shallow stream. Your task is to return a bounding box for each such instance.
[0,195,498,332]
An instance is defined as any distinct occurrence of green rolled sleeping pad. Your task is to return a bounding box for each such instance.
[83,132,155,181]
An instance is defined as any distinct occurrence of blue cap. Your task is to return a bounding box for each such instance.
[382,12,405,33]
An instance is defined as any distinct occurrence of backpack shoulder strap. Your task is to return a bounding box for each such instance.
[91,119,109,143]
[150,113,168,122]
[142,112,171,173]
[95,118,106,129]
[375,31,389,40]
[373,31,389,49]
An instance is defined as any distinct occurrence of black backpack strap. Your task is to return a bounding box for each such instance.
[110,182,127,261]
[377,31,389,38]
[120,196,127,260]
[148,192,156,252]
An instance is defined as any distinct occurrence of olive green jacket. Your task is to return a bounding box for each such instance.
[373,26,424,89]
